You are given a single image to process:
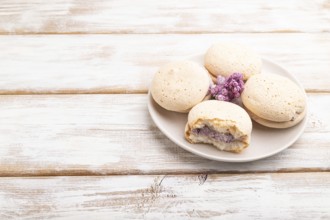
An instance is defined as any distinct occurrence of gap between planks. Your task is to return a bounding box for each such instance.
[1,169,329,178]
[0,31,327,36]
[0,89,147,95]
[0,89,328,95]
[0,30,326,35]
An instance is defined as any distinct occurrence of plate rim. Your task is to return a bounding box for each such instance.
[147,57,308,162]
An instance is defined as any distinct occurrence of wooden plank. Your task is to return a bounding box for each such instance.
[1,173,330,219]
[0,34,329,94]
[0,93,329,176]
[0,0,329,34]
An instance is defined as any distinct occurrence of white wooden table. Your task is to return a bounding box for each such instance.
[0,1,330,219]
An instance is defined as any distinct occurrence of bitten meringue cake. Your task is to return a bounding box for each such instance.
[185,100,252,153]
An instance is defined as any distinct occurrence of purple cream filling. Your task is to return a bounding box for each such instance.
[192,126,234,143]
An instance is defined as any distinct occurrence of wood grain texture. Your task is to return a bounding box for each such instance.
[0,33,329,94]
[1,173,330,219]
[0,0,329,34]
[0,93,329,176]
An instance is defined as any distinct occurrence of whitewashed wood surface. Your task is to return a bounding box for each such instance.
[0,34,329,94]
[1,173,330,219]
[1,0,330,34]
[0,93,329,176]
[0,0,329,219]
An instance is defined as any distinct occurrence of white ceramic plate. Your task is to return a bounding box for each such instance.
[147,55,307,162]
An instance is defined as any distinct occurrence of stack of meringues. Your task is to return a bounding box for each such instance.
[150,42,306,153]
